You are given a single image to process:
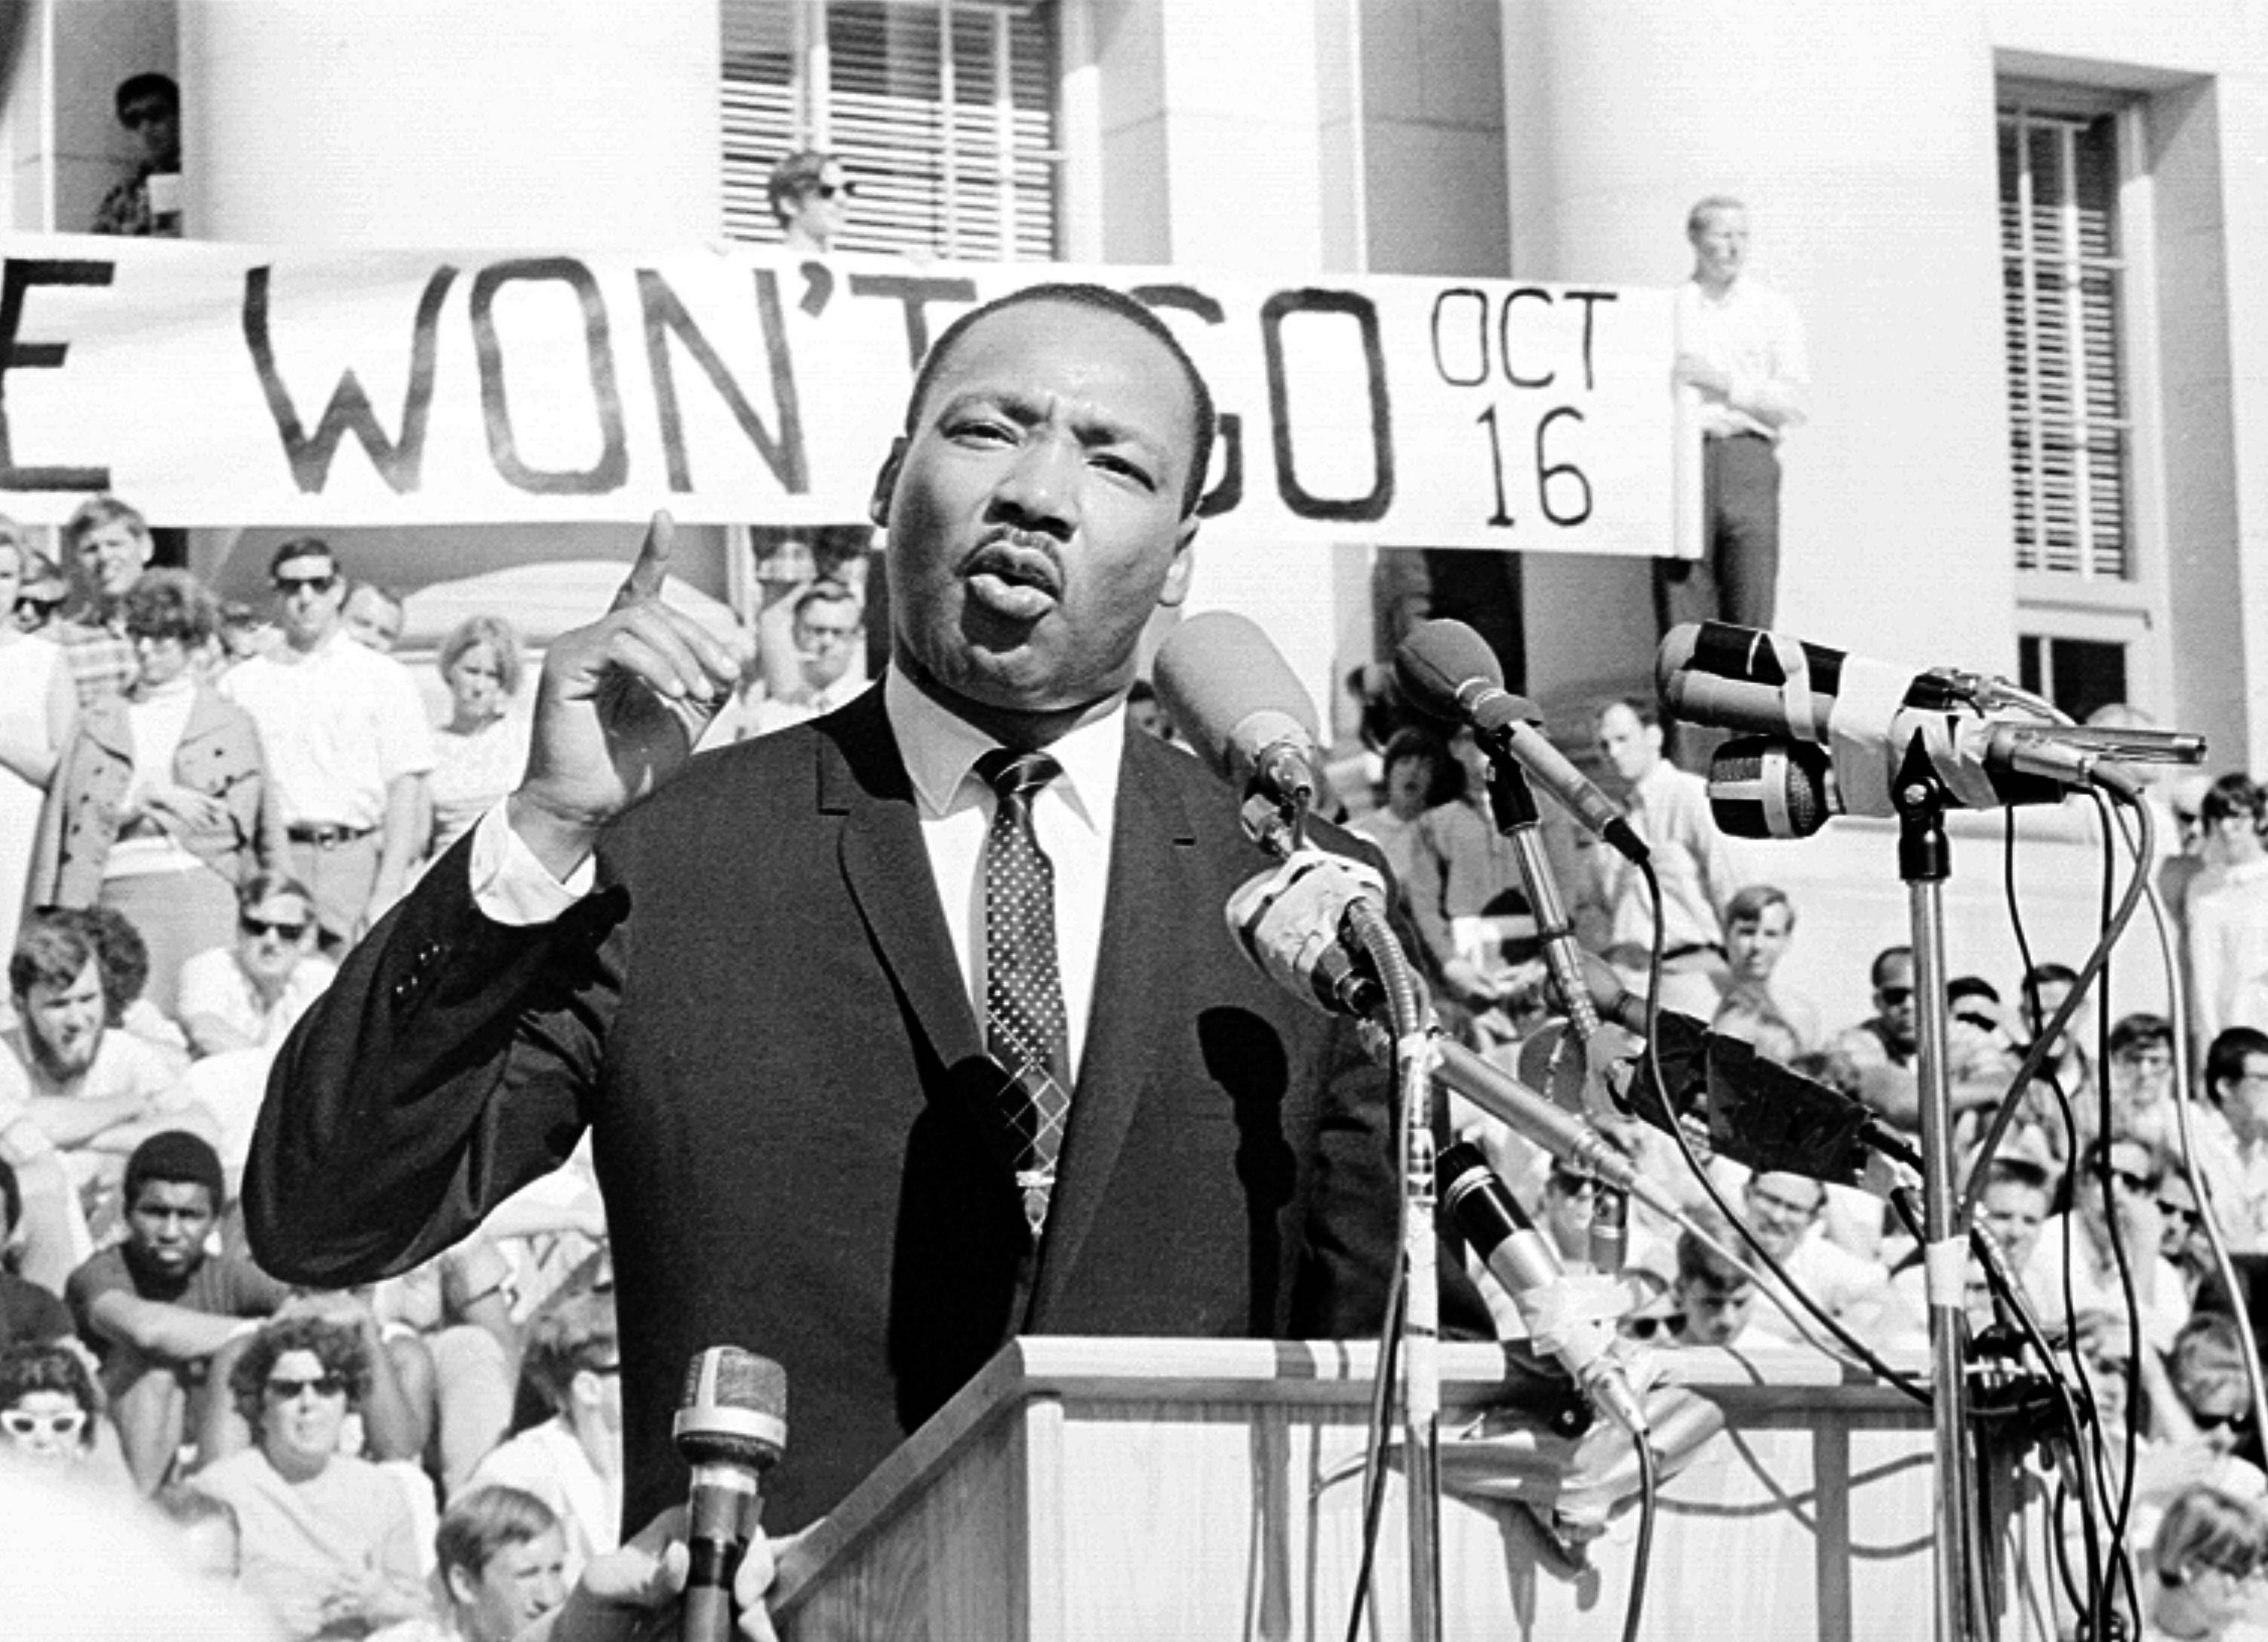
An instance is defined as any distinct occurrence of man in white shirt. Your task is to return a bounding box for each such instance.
[743,578,865,738]
[219,541,434,950]
[1662,196,1808,636]
[1577,696,1738,1019]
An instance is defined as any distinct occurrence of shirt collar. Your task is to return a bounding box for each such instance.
[884,666,1124,832]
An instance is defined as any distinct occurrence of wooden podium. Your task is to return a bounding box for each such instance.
[771,1337,1949,1640]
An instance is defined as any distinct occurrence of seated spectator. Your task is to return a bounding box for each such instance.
[2165,1315,2266,1472]
[1349,725,1456,891]
[342,583,408,655]
[0,1339,100,1469]
[48,903,193,1071]
[373,1486,570,1642]
[2159,1169,2211,1307]
[27,569,291,1011]
[65,1130,287,1492]
[457,1289,623,1581]
[2190,773,2268,1052]
[0,1157,74,1349]
[2193,1025,2268,1254]
[2018,960,2095,1104]
[191,1314,426,1641]
[1735,1169,1904,1351]
[2145,1486,2268,1642]
[423,617,530,864]
[2099,1012,2183,1155]
[1716,884,1819,1050]
[1885,1145,2057,1346]
[176,873,335,1059]
[1833,944,2008,1143]
[2026,1132,2193,1357]
[6,913,213,1236]
[1672,1225,1769,1349]
[1405,728,1532,1012]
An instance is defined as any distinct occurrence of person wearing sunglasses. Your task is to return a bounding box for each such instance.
[216,539,435,953]
[2146,1484,2268,1642]
[765,146,856,255]
[27,569,291,1014]
[90,71,180,239]
[0,520,75,970]
[191,1314,424,1642]
[175,873,334,1061]
[0,1339,100,1467]
[2026,1132,2195,1360]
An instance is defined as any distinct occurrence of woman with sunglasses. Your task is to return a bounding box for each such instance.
[0,1339,101,1468]
[0,522,75,965]
[26,569,289,1013]
[189,1314,424,1642]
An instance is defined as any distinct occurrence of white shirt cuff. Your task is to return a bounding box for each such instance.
[468,802,596,926]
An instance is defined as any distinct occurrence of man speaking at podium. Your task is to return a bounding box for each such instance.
[244,285,1407,1535]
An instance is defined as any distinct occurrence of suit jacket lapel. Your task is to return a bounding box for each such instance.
[823,690,986,1079]
[1030,728,1201,1312]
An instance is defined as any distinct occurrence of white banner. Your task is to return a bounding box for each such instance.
[0,236,1694,554]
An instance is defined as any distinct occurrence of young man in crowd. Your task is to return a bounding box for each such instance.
[218,539,434,950]
[5,914,211,1233]
[54,492,157,707]
[0,1158,74,1349]
[65,1129,287,1490]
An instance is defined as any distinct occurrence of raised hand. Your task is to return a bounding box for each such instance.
[509,513,743,878]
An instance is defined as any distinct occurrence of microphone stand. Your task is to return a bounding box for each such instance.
[1483,761,1625,1274]
[1344,896,1445,1642]
[1892,740,1996,1642]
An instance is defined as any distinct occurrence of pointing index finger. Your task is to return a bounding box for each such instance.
[614,510,675,612]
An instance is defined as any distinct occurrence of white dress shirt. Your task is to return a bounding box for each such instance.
[470,670,1125,1079]
[1676,275,1809,442]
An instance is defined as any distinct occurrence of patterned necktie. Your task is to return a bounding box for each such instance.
[975,747,1072,1240]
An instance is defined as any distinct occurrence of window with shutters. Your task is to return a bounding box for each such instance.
[721,0,1061,262]
[1999,89,2162,721]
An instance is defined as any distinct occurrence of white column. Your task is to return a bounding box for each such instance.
[1503,0,2015,692]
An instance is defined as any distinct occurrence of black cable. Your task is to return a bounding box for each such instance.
[1620,1438,1660,1642]
[1343,1268,1402,1642]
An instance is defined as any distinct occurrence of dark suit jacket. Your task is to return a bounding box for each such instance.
[245,687,1405,1530]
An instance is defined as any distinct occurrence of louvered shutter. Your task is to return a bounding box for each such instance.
[722,0,1059,263]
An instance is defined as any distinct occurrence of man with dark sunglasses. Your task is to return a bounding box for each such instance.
[91,71,180,238]
[767,146,855,254]
[176,873,336,1060]
[218,538,434,950]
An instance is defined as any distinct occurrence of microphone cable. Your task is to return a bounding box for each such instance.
[1340,893,1432,1642]
[1620,1435,1660,1642]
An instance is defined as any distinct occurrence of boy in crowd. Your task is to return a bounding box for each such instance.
[65,1129,288,1490]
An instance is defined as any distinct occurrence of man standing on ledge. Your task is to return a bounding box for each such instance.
[1661,195,1808,635]
[245,285,1411,1536]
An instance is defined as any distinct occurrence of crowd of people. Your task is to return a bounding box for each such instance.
[6,375,2268,1635]
[0,492,865,1639]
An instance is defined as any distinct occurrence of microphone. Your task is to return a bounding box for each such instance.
[1223,857,1694,1231]
[1395,620,1646,864]
[1655,621,1967,744]
[1663,626,2151,824]
[674,1346,786,1642]
[1154,612,1323,854]
[1437,1141,1648,1439]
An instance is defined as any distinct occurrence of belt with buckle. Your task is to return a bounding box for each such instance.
[288,823,371,848]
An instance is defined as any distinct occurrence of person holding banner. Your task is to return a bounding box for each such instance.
[246,282,1421,1539]
[1663,196,1808,634]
